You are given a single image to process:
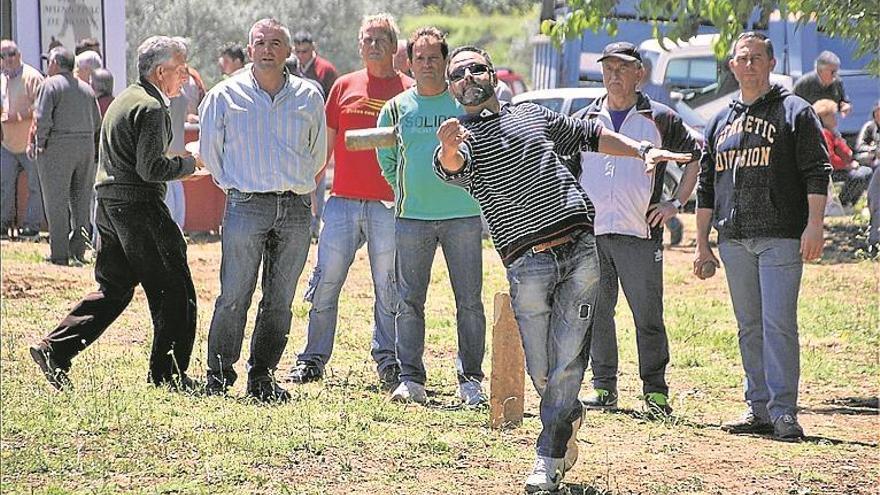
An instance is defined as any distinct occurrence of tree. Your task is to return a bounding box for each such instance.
[540,0,880,74]
[126,0,423,88]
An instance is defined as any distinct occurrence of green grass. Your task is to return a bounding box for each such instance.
[1,224,878,494]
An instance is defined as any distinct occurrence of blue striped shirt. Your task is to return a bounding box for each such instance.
[198,69,327,193]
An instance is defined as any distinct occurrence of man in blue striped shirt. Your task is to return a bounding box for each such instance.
[198,18,327,402]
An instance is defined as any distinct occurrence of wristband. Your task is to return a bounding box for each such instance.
[637,140,654,160]
[671,198,683,210]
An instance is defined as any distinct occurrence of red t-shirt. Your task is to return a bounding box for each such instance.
[821,128,853,171]
[325,69,413,201]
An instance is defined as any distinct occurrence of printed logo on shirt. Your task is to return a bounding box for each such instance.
[342,96,387,117]
[714,114,777,172]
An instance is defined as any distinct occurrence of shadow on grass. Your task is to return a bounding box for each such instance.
[802,396,879,416]
[818,222,875,264]
[585,407,717,430]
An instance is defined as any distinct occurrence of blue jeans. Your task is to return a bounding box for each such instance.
[506,231,599,458]
[719,237,802,422]
[395,216,486,385]
[299,196,398,372]
[0,147,44,231]
[832,165,872,206]
[206,189,312,385]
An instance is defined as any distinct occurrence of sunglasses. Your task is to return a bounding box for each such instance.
[448,63,491,82]
[0,51,17,59]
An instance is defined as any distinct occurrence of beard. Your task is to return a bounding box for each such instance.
[455,80,495,106]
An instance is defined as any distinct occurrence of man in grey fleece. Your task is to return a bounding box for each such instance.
[29,46,101,265]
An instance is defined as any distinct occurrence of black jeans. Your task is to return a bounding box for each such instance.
[42,197,197,384]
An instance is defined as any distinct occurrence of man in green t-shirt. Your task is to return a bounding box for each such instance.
[377,27,486,406]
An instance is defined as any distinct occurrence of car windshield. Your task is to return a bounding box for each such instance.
[569,98,595,115]
[525,98,565,113]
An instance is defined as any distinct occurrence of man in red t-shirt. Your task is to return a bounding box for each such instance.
[289,13,413,389]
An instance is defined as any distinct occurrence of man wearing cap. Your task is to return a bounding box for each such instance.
[435,45,692,493]
[573,42,701,417]
[1,39,45,241]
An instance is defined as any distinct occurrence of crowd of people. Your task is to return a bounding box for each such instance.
[1,13,876,493]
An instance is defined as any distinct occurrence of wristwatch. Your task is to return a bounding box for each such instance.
[671,198,683,210]
[637,140,654,160]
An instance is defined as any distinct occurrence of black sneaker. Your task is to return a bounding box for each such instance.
[29,344,72,390]
[581,388,618,410]
[378,363,401,392]
[287,361,322,384]
[721,409,774,434]
[17,227,40,242]
[205,374,232,396]
[247,376,291,403]
[644,392,673,418]
[157,373,201,393]
[773,413,805,441]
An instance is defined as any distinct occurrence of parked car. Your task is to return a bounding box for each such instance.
[511,87,607,116]
[495,67,529,96]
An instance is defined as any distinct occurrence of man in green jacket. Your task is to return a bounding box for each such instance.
[29,36,204,391]
[377,27,486,406]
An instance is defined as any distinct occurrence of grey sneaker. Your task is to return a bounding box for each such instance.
[773,414,805,440]
[581,388,618,410]
[525,455,565,493]
[390,380,427,404]
[459,380,487,406]
[720,409,774,434]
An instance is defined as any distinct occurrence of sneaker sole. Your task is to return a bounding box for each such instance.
[581,400,617,410]
[29,346,65,391]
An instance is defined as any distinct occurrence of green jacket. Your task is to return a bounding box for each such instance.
[95,79,195,201]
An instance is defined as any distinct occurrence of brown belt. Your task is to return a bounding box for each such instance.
[531,234,574,254]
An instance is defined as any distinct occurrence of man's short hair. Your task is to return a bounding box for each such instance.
[292,31,313,45]
[406,27,448,61]
[815,50,841,70]
[75,37,100,55]
[359,13,399,47]
[137,36,186,79]
[447,45,495,74]
[0,39,19,56]
[248,18,291,46]
[171,36,190,57]
[731,31,774,59]
[812,98,839,119]
[220,43,245,63]
[75,49,102,71]
[48,47,75,72]
[90,68,114,97]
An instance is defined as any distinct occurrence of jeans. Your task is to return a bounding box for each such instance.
[719,237,802,422]
[0,146,44,231]
[395,216,486,385]
[42,197,196,383]
[311,174,326,237]
[506,231,599,458]
[206,189,312,386]
[299,196,398,373]
[868,169,880,245]
[590,234,669,395]
[832,166,872,206]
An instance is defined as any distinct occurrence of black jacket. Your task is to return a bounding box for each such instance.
[697,85,831,240]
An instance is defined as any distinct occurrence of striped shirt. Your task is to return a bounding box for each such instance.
[198,69,327,194]
[433,102,602,266]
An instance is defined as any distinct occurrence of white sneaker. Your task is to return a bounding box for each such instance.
[459,380,487,406]
[525,455,564,493]
[564,414,582,473]
[390,380,427,404]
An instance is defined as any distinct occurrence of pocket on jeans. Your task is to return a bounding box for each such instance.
[300,194,312,209]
